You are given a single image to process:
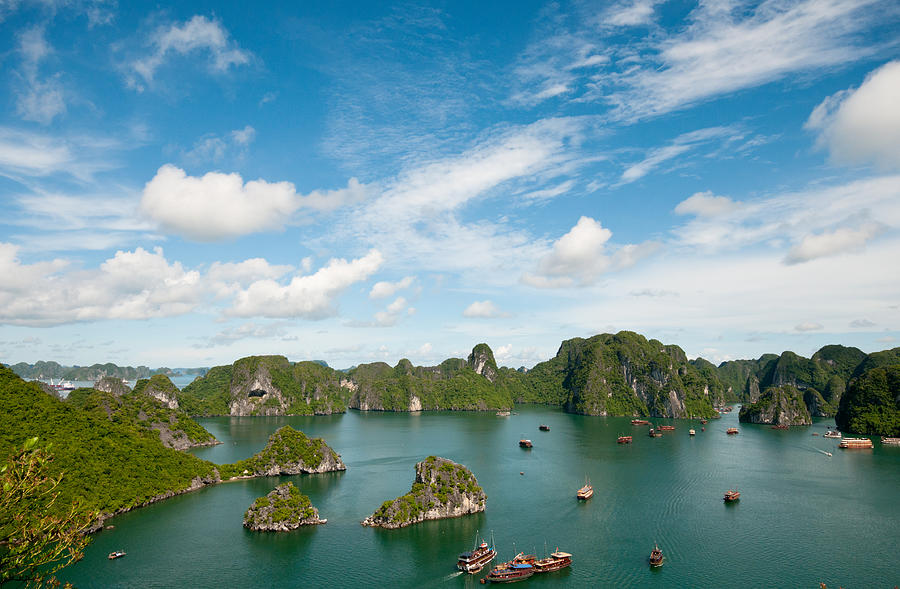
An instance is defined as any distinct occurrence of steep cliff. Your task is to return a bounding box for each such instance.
[134,374,180,409]
[509,332,720,418]
[738,385,812,425]
[361,456,485,529]
[348,345,513,411]
[221,426,346,478]
[94,376,131,396]
[243,483,325,531]
[179,356,350,416]
[836,364,900,436]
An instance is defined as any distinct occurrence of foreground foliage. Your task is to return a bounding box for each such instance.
[0,438,96,588]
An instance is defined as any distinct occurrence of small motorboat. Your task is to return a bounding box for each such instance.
[649,544,664,567]
[726,428,739,435]
[576,482,593,500]
[519,439,532,448]
[539,424,550,431]
[689,429,696,436]
[617,435,633,444]
[108,551,126,560]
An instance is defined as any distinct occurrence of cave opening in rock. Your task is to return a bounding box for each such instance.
[249,389,267,398]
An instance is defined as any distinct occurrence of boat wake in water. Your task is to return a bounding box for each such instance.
[441,571,463,582]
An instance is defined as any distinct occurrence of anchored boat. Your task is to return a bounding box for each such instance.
[534,550,572,573]
[617,435,633,444]
[839,437,873,449]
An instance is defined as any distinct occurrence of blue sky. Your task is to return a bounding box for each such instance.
[1,0,899,370]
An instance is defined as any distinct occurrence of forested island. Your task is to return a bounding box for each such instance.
[361,456,485,529]
[9,330,900,434]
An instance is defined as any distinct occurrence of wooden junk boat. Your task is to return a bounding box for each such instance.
[726,427,740,435]
[649,544,664,567]
[458,535,497,574]
[576,481,593,500]
[839,437,873,449]
[658,425,675,431]
[617,435,633,444]
[539,424,550,431]
[631,419,650,425]
[882,437,900,446]
[534,550,572,573]
[823,430,842,439]
[519,439,533,448]
[108,551,126,560]
[482,554,535,584]
[648,428,662,437]
[723,490,741,502]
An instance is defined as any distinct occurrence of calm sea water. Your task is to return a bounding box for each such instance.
[61,407,900,588]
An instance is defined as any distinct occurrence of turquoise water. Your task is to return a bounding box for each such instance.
[62,407,900,588]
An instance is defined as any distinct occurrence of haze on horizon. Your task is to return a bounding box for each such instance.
[1,0,899,370]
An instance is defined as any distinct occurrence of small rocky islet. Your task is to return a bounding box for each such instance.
[243,483,325,531]
[362,456,486,529]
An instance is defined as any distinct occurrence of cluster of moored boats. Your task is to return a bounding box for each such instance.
[456,535,573,583]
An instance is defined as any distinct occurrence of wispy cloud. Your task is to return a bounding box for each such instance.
[127,15,251,91]
[14,26,66,124]
[672,175,900,263]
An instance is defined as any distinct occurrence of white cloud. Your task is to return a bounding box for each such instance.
[196,322,288,348]
[230,125,256,145]
[603,0,885,120]
[521,180,575,201]
[784,222,887,265]
[674,191,740,217]
[0,245,202,326]
[806,60,900,170]
[14,27,65,124]
[345,118,587,284]
[603,0,661,27]
[207,258,293,297]
[619,126,743,184]
[523,216,658,288]
[850,319,876,328]
[229,249,383,319]
[183,126,256,164]
[140,165,298,241]
[129,15,250,89]
[795,322,823,332]
[462,300,507,318]
[369,276,415,299]
[299,177,373,212]
[672,176,900,260]
[0,127,123,182]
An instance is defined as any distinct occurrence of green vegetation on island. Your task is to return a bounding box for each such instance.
[66,380,217,450]
[180,355,349,416]
[738,385,812,426]
[835,364,900,436]
[219,426,346,479]
[348,345,513,411]
[0,365,219,518]
[362,456,485,529]
[243,482,324,531]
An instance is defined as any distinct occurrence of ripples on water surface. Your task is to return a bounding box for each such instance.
[62,407,900,588]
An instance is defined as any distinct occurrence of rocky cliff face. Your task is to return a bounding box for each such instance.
[180,355,350,416]
[361,456,486,529]
[347,347,512,412]
[836,364,900,436]
[467,344,498,383]
[226,426,346,478]
[134,374,180,409]
[94,376,131,396]
[738,385,812,425]
[243,483,325,531]
[539,332,720,418]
